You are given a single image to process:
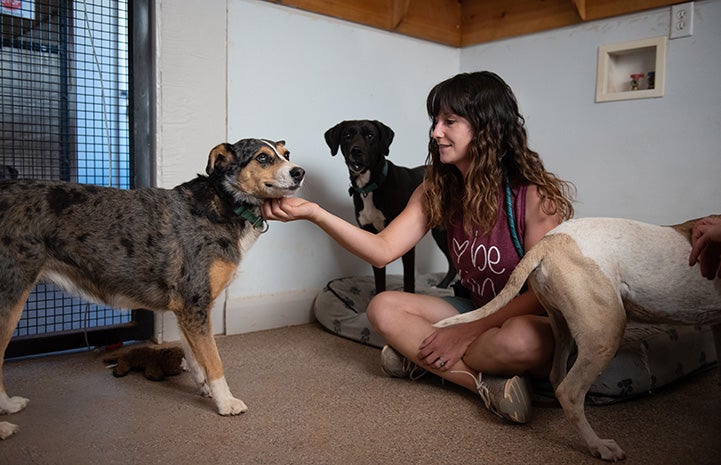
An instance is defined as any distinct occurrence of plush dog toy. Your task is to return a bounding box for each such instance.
[103,345,185,381]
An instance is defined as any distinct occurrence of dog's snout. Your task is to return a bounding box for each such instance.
[291,167,305,182]
[350,146,363,159]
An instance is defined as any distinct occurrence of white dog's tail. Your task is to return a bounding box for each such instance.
[433,238,549,328]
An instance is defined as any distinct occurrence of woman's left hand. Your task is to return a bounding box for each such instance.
[417,324,478,372]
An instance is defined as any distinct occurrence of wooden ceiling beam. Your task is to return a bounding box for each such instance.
[263,0,681,47]
[389,0,411,30]
[264,0,461,46]
[264,0,393,31]
[395,0,462,46]
[461,0,582,46]
[572,0,679,21]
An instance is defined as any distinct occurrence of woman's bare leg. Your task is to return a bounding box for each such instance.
[367,291,554,389]
[366,291,478,391]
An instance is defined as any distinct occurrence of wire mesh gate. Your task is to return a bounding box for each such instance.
[1,0,153,357]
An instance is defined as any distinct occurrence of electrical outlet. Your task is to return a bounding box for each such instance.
[670,2,694,39]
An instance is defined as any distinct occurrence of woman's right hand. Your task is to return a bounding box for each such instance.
[261,196,319,223]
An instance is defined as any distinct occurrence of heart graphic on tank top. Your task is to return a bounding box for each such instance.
[452,238,468,261]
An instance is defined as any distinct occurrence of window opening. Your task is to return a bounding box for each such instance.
[1,0,152,355]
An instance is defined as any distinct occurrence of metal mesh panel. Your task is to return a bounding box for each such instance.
[1,0,132,338]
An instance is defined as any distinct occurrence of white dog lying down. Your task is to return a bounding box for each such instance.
[435,216,721,462]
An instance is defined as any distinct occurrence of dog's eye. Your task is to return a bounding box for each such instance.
[256,153,269,164]
[343,132,351,140]
[283,151,290,161]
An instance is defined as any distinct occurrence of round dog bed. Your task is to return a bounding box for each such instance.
[313,274,718,404]
[313,273,453,348]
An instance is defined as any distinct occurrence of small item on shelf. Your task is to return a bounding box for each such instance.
[630,73,645,91]
[647,71,655,89]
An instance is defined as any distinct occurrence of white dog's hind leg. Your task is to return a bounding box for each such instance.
[534,241,629,461]
[544,307,573,388]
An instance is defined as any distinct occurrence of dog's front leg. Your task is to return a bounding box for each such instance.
[0,295,31,439]
[0,420,20,440]
[179,334,211,397]
[179,326,247,415]
[401,247,416,293]
[372,265,387,294]
[0,387,27,440]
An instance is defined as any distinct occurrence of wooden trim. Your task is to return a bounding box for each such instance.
[462,0,581,46]
[573,0,678,21]
[263,0,680,46]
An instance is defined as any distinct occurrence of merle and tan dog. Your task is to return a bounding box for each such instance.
[0,138,304,440]
[325,120,456,293]
[435,216,721,461]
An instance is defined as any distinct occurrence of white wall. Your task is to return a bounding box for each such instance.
[154,0,721,340]
[460,0,721,224]
[225,1,459,310]
[153,0,229,341]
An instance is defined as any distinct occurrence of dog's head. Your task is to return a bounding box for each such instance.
[0,165,19,180]
[206,138,305,204]
[324,120,394,175]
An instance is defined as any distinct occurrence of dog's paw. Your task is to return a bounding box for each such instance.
[0,395,29,415]
[0,421,20,440]
[590,438,626,462]
[217,397,248,416]
[208,377,247,415]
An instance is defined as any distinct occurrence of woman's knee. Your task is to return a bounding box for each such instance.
[484,316,553,367]
[366,291,402,331]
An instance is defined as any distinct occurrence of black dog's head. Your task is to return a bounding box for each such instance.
[0,165,19,180]
[324,120,394,175]
[206,138,305,205]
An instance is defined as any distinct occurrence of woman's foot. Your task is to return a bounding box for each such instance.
[476,374,532,424]
[380,345,428,380]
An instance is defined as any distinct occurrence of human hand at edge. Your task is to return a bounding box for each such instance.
[689,216,721,279]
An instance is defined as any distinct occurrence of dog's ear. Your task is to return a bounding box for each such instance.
[373,121,395,156]
[206,143,236,175]
[274,140,290,160]
[324,123,343,156]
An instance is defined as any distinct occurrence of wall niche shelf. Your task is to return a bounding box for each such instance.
[596,36,667,102]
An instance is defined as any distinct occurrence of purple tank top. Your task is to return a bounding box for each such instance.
[447,184,527,307]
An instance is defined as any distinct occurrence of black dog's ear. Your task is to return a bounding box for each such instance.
[206,143,236,175]
[324,122,344,156]
[373,120,395,156]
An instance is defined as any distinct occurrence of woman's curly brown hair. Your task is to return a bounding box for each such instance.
[423,71,575,234]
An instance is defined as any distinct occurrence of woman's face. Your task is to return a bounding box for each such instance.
[432,111,474,174]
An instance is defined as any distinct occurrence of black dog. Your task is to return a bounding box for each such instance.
[325,120,456,294]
